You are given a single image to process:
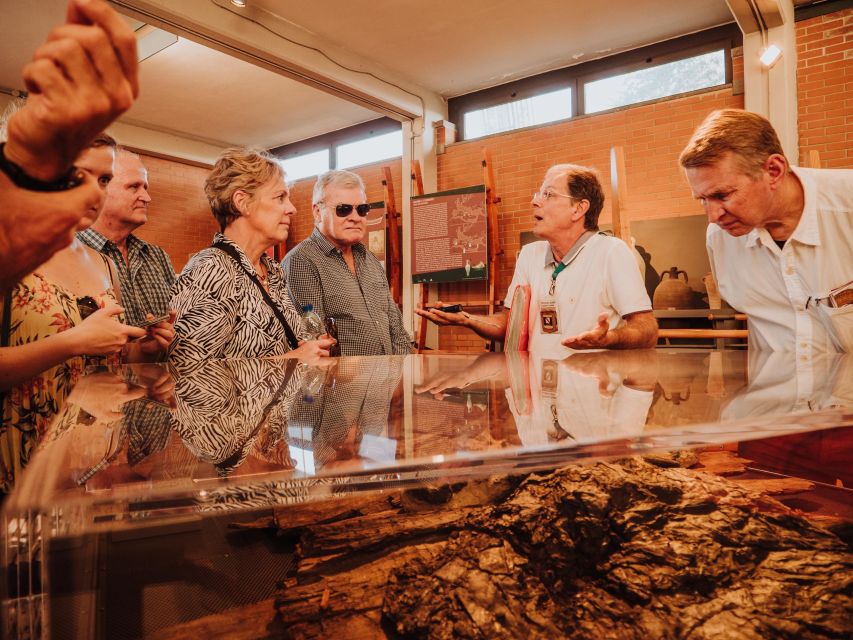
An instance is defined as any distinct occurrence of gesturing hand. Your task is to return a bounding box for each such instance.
[561,312,612,350]
[414,300,466,327]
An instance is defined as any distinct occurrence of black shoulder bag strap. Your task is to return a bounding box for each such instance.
[1,289,12,410]
[211,242,300,350]
[1,290,10,348]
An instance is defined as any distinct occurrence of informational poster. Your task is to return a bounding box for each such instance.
[411,185,488,284]
[366,201,387,267]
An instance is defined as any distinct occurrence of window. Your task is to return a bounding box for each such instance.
[280,148,329,181]
[336,129,403,169]
[584,49,726,114]
[463,88,573,140]
[448,25,739,140]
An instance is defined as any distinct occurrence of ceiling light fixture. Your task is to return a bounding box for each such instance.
[759,44,782,68]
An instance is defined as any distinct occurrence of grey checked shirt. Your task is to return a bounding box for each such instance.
[282,229,411,356]
[77,229,176,326]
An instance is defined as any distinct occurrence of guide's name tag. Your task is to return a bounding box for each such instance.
[541,359,559,396]
[540,298,559,333]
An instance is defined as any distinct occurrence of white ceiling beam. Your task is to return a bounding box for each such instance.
[725,0,798,163]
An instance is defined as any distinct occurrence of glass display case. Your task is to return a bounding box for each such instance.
[2,349,851,638]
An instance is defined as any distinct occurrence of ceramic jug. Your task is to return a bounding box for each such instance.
[653,266,693,310]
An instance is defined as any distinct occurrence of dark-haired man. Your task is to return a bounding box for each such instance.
[417,164,657,355]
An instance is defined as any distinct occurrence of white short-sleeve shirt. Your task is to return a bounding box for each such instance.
[504,233,652,358]
[707,167,853,353]
[506,354,653,447]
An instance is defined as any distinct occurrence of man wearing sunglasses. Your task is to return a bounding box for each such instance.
[283,170,411,356]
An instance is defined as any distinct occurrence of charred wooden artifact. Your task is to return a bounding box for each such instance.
[273,458,852,640]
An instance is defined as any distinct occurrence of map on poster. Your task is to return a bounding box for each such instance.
[366,201,386,267]
[411,185,488,284]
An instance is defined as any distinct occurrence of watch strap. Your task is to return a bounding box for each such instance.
[0,142,84,192]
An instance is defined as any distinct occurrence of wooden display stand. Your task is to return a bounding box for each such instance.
[414,150,503,353]
[381,166,403,306]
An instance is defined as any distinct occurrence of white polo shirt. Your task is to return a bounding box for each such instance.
[506,354,653,447]
[505,233,652,358]
[707,167,853,353]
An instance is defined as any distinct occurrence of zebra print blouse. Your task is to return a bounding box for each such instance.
[169,234,308,366]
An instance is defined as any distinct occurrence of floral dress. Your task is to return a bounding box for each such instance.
[1,272,121,494]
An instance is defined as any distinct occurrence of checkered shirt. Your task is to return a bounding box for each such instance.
[282,229,411,356]
[77,229,176,326]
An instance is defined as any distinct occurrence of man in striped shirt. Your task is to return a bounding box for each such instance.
[283,170,411,356]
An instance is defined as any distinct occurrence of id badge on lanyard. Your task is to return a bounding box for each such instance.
[539,232,594,334]
[540,298,559,333]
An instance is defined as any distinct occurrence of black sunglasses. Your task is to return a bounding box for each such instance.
[333,203,371,218]
[77,296,100,320]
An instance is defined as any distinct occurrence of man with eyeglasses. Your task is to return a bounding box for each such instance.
[283,169,411,355]
[416,164,657,355]
[680,109,852,353]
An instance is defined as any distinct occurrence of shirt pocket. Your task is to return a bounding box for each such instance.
[817,304,853,352]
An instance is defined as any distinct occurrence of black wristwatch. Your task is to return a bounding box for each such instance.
[0,142,84,192]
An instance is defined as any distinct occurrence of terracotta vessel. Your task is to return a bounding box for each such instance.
[653,266,693,310]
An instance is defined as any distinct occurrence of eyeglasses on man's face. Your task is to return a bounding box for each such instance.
[328,203,371,218]
[532,188,575,204]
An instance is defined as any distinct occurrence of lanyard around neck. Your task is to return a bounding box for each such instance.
[549,231,595,295]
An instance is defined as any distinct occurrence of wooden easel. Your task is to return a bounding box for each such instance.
[483,149,503,319]
[412,160,428,352]
[381,166,403,306]
[414,150,503,353]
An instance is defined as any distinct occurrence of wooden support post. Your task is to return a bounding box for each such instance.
[412,160,429,353]
[382,166,402,306]
[609,146,632,245]
[808,149,821,169]
[482,149,503,320]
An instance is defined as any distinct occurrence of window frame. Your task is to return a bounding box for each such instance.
[577,39,732,115]
[448,24,740,140]
[462,86,575,140]
[270,117,401,174]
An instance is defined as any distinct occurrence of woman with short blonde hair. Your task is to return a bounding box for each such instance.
[170,147,334,364]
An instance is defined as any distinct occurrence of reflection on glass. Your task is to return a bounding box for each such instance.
[2,351,850,533]
[289,357,404,473]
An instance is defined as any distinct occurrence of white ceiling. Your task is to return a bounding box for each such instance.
[0,0,735,151]
[251,0,734,98]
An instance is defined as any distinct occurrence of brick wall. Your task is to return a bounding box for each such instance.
[132,154,215,273]
[796,8,853,168]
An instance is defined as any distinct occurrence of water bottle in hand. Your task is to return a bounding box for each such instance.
[301,304,324,339]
